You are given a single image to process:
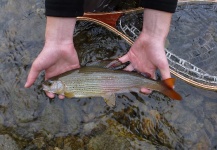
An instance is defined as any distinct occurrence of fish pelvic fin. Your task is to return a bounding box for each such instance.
[64,91,74,98]
[103,93,116,107]
[161,78,182,100]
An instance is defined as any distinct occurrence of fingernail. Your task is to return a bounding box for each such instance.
[24,83,28,88]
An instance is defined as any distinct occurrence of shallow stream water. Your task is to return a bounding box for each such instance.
[0,0,217,149]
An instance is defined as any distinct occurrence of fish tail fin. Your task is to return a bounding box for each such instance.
[160,78,182,100]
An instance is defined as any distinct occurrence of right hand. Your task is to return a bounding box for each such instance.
[25,42,80,99]
[25,17,79,99]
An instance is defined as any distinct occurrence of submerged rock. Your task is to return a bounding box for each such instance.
[87,122,131,150]
[0,134,19,150]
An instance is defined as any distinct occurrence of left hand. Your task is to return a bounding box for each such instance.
[119,32,171,94]
[119,8,173,94]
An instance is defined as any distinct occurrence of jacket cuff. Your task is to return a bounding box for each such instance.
[140,0,178,13]
[45,0,84,17]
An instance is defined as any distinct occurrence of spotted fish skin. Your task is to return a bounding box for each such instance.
[42,67,182,106]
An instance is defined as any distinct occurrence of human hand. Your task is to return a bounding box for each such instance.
[119,32,170,94]
[25,42,80,99]
[25,17,79,99]
[119,9,172,94]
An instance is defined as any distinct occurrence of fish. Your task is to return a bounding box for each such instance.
[42,67,182,107]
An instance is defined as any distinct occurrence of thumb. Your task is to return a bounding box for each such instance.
[24,65,41,88]
[118,53,130,63]
[159,65,171,80]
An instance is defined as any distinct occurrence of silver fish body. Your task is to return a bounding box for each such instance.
[43,67,182,106]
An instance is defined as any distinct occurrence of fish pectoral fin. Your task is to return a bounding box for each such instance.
[64,91,74,98]
[103,93,116,107]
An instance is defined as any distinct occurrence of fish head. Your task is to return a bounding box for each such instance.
[42,80,64,94]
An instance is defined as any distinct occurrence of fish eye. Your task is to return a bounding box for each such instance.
[44,80,53,86]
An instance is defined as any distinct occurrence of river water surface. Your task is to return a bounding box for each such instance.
[0,0,217,149]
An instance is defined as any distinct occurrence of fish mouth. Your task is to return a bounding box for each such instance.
[42,80,54,93]
[42,84,50,92]
[42,85,55,94]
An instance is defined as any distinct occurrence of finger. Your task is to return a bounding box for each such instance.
[159,65,171,80]
[140,87,152,94]
[151,72,156,80]
[45,91,55,99]
[118,54,130,63]
[58,95,65,99]
[123,64,135,71]
[25,67,40,88]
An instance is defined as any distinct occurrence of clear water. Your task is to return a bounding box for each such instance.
[0,0,217,149]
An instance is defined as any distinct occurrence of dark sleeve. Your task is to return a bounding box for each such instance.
[45,0,84,17]
[140,0,178,13]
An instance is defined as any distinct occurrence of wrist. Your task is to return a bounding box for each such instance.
[45,17,76,44]
[141,9,172,42]
[138,31,165,47]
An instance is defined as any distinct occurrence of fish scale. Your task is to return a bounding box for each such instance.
[64,73,145,93]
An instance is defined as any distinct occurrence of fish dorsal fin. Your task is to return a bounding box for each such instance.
[140,72,151,78]
[86,59,130,70]
[163,78,175,89]
[105,60,130,70]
